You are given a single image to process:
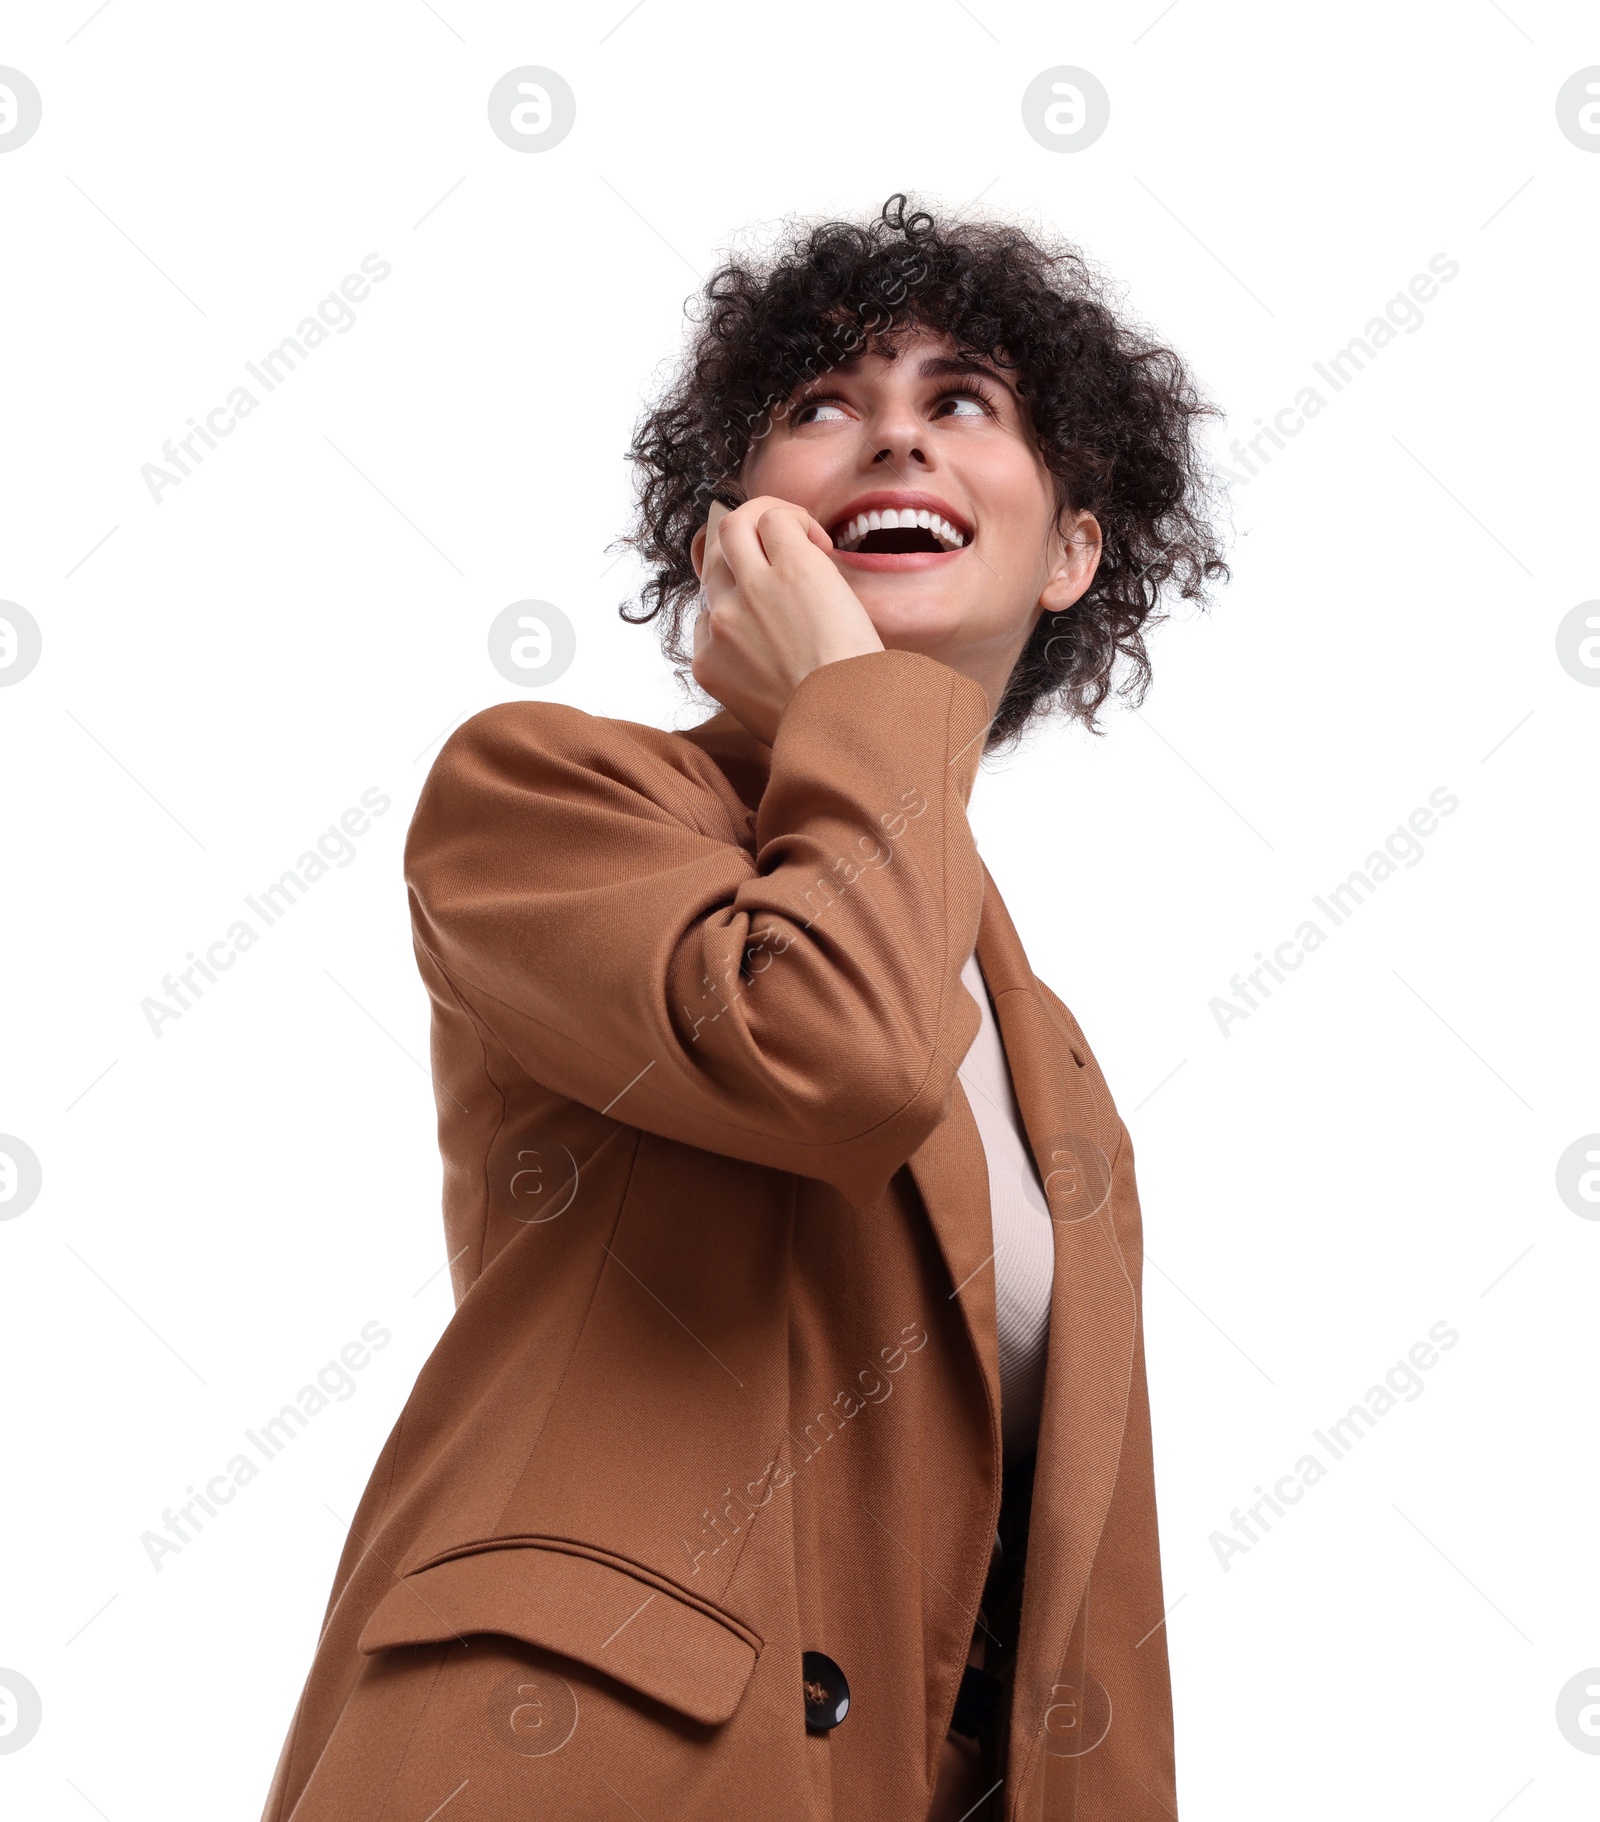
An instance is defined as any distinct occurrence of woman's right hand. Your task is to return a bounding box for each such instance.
[690,496,885,747]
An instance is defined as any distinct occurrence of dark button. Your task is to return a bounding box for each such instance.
[801,1650,850,1731]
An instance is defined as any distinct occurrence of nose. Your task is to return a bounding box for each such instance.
[872,441,928,471]
[865,395,932,474]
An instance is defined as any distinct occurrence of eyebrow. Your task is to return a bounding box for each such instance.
[795,350,1018,398]
[915,354,1018,397]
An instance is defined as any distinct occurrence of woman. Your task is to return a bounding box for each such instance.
[259,195,1227,1822]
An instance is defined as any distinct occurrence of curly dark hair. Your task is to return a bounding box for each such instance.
[617,192,1230,749]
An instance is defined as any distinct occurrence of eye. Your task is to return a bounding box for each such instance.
[792,396,851,424]
[933,386,998,420]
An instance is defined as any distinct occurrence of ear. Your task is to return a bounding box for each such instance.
[1038,510,1103,614]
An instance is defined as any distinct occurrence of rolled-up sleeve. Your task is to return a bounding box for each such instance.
[403,648,992,1204]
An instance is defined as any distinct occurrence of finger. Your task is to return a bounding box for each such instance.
[745,497,834,557]
[702,506,742,597]
[757,501,835,556]
[714,500,778,584]
[702,553,737,616]
[701,499,729,577]
[717,495,829,579]
[755,505,825,566]
[703,510,742,602]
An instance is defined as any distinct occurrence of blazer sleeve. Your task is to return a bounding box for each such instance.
[404,647,991,1205]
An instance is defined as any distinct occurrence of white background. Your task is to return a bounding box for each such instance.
[2,1,1597,1816]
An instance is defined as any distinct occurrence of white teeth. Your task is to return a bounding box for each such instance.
[833,508,969,552]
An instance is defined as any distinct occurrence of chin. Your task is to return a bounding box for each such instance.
[858,600,968,650]
[863,619,962,655]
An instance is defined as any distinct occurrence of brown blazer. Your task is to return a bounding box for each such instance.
[258,647,1177,1822]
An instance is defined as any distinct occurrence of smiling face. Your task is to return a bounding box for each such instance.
[738,325,1102,712]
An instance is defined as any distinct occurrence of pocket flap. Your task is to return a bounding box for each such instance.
[357,1540,760,1726]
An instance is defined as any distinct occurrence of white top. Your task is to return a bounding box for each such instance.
[957,948,1056,1465]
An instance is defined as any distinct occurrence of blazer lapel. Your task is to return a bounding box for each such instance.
[964,864,1140,1788]
[688,708,1138,1773]
[904,1016,1003,1465]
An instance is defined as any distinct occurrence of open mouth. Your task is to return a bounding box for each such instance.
[830,507,968,554]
